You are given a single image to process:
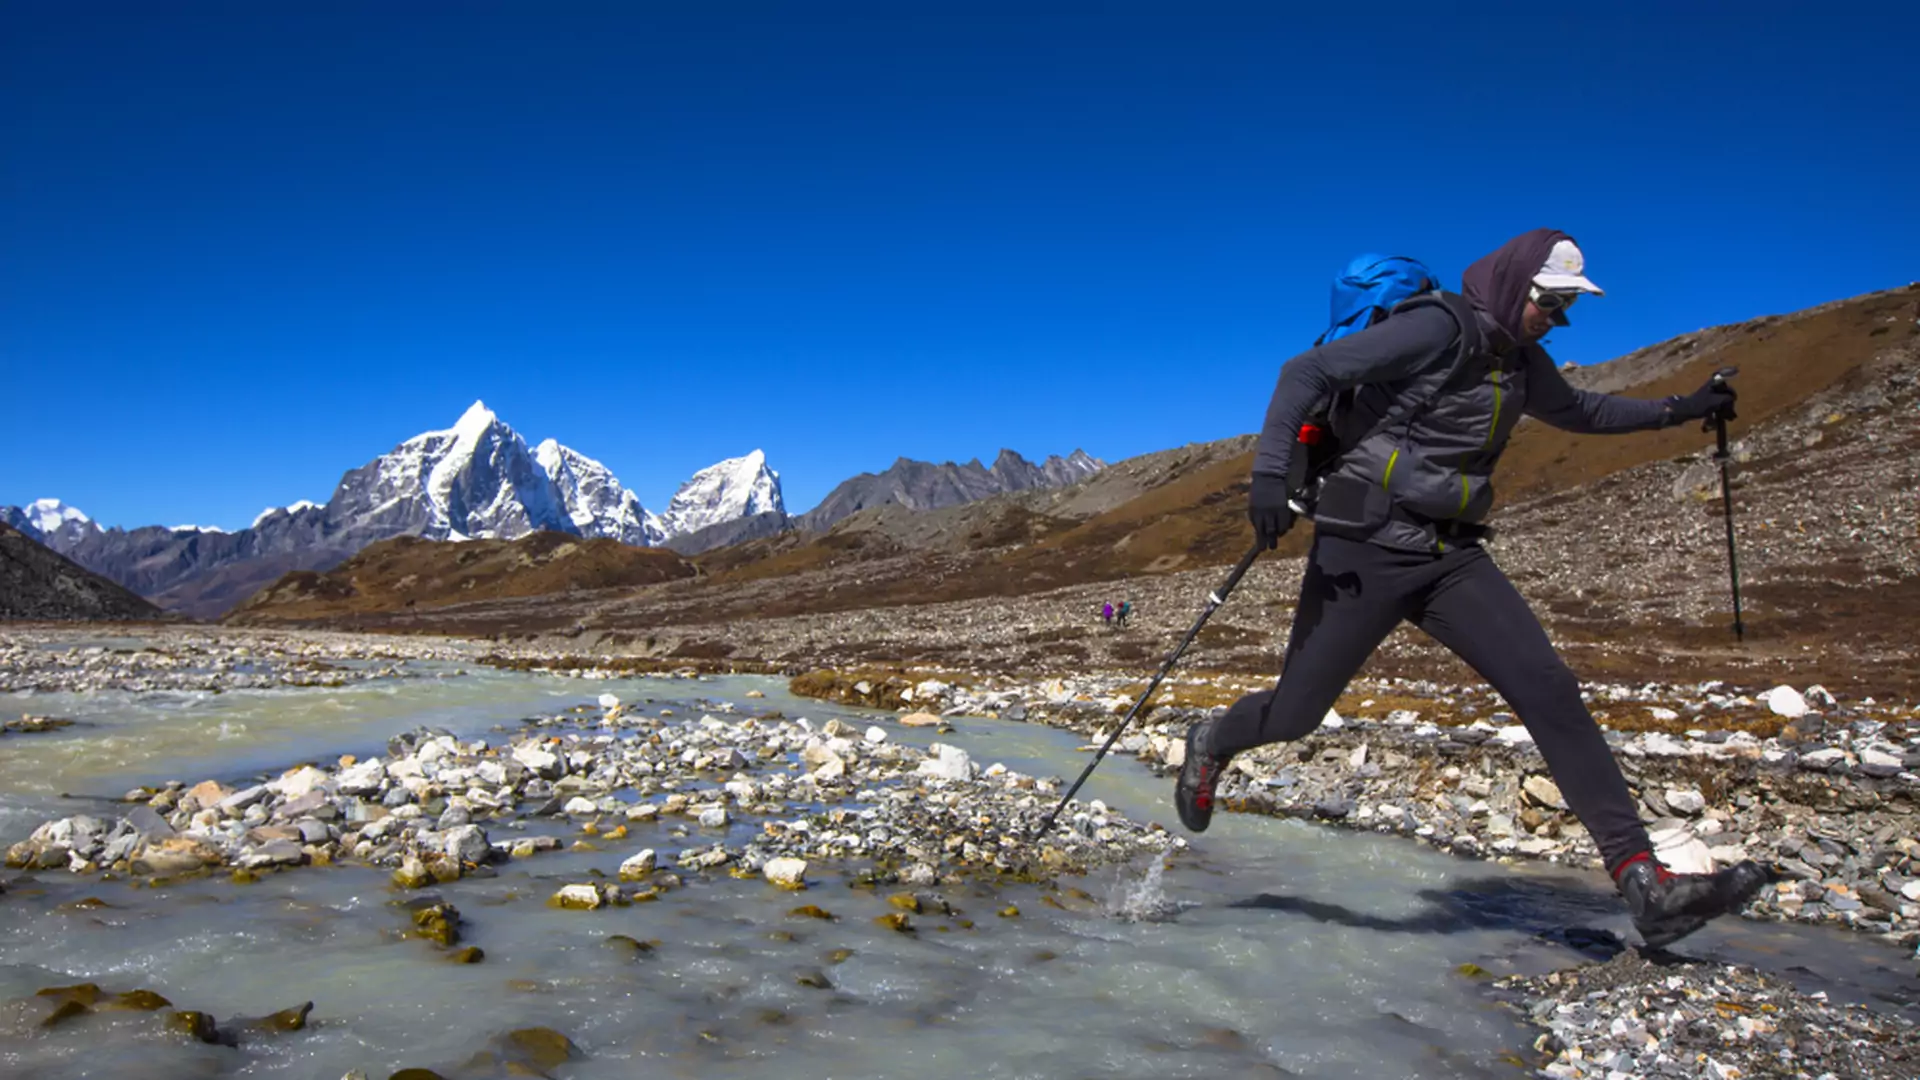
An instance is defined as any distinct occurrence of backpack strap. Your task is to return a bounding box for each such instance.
[1344,290,1482,445]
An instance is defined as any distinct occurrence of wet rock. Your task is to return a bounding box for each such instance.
[763,856,807,889]
[617,849,657,880]
[493,1026,578,1070]
[392,855,433,889]
[231,1001,313,1036]
[442,824,490,865]
[550,884,604,910]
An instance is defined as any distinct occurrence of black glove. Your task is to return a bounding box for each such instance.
[1667,374,1737,424]
[1248,472,1296,550]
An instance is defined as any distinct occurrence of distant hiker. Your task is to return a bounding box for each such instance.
[1176,229,1759,950]
[1101,600,1114,626]
[1117,599,1132,627]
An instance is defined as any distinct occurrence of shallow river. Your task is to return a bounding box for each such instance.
[1,659,1912,1079]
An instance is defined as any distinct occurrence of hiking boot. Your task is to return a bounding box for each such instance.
[1174,719,1233,833]
[1617,856,1770,949]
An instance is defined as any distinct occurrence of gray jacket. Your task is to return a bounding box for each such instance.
[1252,293,1678,552]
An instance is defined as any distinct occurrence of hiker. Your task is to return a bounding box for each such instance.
[1176,229,1763,949]
[1117,599,1132,627]
[1102,600,1114,626]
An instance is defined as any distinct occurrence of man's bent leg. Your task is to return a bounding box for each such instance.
[1209,536,1412,757]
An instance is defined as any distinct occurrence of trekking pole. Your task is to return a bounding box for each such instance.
[1034,540,1267,838]
[1704,367,1745,642]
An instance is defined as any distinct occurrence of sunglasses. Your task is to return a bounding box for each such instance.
[1530,286,1581,313]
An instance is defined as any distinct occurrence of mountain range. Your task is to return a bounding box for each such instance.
[5,401,1102,619]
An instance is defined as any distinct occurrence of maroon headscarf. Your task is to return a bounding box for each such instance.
[1461,228,1572,344]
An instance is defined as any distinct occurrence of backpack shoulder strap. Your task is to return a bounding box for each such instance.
[1346,290,1481,442]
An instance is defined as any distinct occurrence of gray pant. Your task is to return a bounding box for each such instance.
[1209,532,1652,871]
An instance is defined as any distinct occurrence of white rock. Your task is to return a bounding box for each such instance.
[1901,881,1920,902]
[863,725,888,744]
[618,849,657,880]
[1347,743,1368,769]
[1763,685,1809,719]
[598,692,621,709]
[698,807,729,828]
[269,766,330,799]
[443,824,490,864]
[763,856,808,888]
[1664,788,1707,815]
[1522,776,1567,810]
[512,742,561,778]
[1860,748,1904,777]
[562,796,600,816]
[552,884,603,910]
[1648,706,1680,722]
[916,743,974,782]
[1321,708,1344,730]
[336,760,387,796]
[1804,684,1836,707]
[1494,724,1534,747]
[1800,747,1847,770]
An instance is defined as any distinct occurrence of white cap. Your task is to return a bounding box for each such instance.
[1534,239,1604,295]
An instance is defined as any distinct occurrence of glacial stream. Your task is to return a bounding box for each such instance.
[1,660,1913,1079]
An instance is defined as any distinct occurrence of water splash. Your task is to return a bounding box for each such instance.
[1104,846,1191,923]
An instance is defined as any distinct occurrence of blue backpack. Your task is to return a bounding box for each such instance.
[1315,254,1442,345]
[1290,254,1449,496]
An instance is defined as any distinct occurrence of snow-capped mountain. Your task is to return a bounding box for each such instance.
[656,449,784,538]
[326,401,585,542]
[534,439,667,547]
[252,500,323,529]
[2,498,100,541]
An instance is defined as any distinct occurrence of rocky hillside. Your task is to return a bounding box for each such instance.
[0,522,163,622]
[224,531,696,629]
[226,284,1920,697]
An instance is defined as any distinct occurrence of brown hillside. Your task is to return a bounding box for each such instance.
[225,531,696,626]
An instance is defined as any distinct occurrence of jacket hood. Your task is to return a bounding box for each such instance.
[1461,228,1570,344]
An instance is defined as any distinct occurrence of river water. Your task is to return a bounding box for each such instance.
[1,658,1912,1079]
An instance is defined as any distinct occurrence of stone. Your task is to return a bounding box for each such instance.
[864,725,888,744]
[900,711,943,727]
[269,765,329,799]
[1664,788,1707,815]
[133,836,223,876]
[618,849,657,881]
[185,780,231,809]
[1860,748,1904,777]
[513,742,562,779]
[443,825,490,865]
[1763,685,1809,718]
[1799,747,1847,771]
[916,743,974,782]
[551,884,605,910]
[597,693,620,709]
[763,857,807,889]
[238,841,306,869]
[336,760,387,796]
[698,807,728,828]
[562,796,600,816]
[1522,776,1567,811]
[392,855,433,889]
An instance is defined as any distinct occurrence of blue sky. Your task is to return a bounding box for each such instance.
[4,3,1914,531]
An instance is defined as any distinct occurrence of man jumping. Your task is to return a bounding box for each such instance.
[1177,229,1767,948]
